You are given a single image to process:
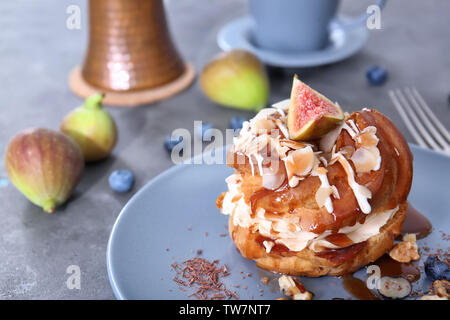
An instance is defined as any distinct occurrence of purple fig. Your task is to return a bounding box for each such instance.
[288,75,343,141]
[5,128,84,213]
[60,93,118,162]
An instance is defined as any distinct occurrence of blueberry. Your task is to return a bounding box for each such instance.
[109,170,134,192]
[164,136,183,152]
[229,116,247,130]
[195,122,213,140]
[366,65,388,86]
[424,256,450,281]
[444,269,450,281]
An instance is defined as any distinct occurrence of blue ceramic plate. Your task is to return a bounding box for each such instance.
[107,144,450,300]
[217,16,368,67]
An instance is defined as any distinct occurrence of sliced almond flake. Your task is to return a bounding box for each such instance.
[280,139,306,150]
[284,146,315,180]
[356,126,379,147]
[272,99,290,110]
[342,121,358,139]
[288,175,303,188]
[319,122,344,153]
[263,240,274,253]
[276,145,290,159]
[329,145,339,165]
[276,108,286,118]
[315,187,333,210]
[315,166,327,175]
[253,108,278,120]
[274,119,289,138]
[340,145,355,157]
[348,119,360,134]
[351,146,381,173]
[331,185,340,199]
[250,118,277,134]
[262,162,286,190]
[319,156,328,166]
[245,134,269,155]
[258,221,272,238]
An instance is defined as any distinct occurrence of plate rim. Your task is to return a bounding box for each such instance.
[106,143,450,299]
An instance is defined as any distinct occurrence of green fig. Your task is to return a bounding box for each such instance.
[5,128,84,213]
[60,93,118,162]
[200,50,269,111]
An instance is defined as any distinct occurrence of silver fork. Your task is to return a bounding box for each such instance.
[388,88,450,155]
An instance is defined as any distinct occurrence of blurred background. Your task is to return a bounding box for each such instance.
[0,0,448,299]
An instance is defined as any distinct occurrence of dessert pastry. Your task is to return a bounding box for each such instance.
[216,77,413,277]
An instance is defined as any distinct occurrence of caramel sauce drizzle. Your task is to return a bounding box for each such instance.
[324,233,354,247]
[315,241,367,264]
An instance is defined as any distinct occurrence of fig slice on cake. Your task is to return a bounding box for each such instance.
[287,75,344,141]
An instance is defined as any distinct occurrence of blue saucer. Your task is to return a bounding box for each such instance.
[217,16,368,67]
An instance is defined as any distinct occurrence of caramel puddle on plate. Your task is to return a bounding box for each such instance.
[401,204,432,239]
[251,205,429,299]
[341,274,381,300]
[374,254,421,283]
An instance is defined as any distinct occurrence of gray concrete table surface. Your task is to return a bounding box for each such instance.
[0,0,448,299]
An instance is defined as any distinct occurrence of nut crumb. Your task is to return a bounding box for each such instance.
[260,277,269,285]
[389,233,420,263]
[278,275,313,300]
[433,280,450,298]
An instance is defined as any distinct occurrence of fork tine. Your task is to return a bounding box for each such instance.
[404,88,449,149]
[388,90,428,149]
[395,89,442,151]
[411,88,450,142]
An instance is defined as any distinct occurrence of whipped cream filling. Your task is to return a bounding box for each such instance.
[221,173,399,253]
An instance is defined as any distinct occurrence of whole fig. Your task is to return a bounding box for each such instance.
[60,93,118,162]
[200,50,269,111]
[5,128,84,213]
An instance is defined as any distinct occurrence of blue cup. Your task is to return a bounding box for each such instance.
[249,0,386,53]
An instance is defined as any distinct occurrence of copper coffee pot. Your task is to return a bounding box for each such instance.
[69,0,195,106]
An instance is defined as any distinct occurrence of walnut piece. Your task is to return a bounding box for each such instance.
[260,276,269,285]
[389,233,420,263]
[433,280,450,298]
[419,280,449,300]
[278,275,313,300]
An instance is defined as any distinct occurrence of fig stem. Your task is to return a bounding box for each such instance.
[43,198,57,214]
[83,93,104,110]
